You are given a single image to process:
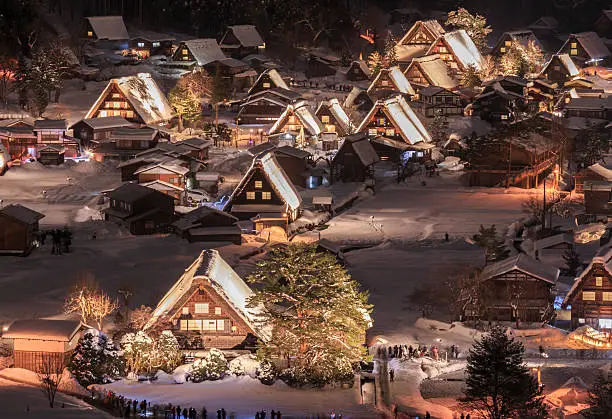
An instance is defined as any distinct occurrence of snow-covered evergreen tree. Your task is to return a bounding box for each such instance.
[367,51,383,77]
[445,8,492,53]
[68,329,123,387]
[472,225,510,263]
[120,331,154,375]
[460,64,482,88]
[247,243,371,386]
[191,348,228,382]
[255,360,277,385]
[153,330,183,373]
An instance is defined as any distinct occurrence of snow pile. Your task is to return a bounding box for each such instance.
[228,354,259,378]
[0,367,89,396]
[74,206,104,223]
[171,364,192,384]
[72,159,117,174]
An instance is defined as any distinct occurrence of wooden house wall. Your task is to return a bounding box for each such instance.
[169,284,254,349]
[346,63,369,81]
[541,57,573,84]
[369,72,399,96]
[332,143,370,182]
[429,39,462,71]
[238,101,285,125]
[0,215,37,254]
[249,74,276,96]
[567,263,612,329]
[405,64,429,86]
[559,37,590,66]
[172,43,196,63]
[362,108,404,142]
[275,111,308,135]
[14,350,71,373]
[230,168,284,207]
[91,84,142,123]
[401,23,438,46]
[316,108,348,136]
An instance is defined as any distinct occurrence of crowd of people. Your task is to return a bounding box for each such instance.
[35,227,72,254]
[376,343,459,361]
[91,388,292,419]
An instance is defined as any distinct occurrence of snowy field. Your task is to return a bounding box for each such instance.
[101,375,376,419]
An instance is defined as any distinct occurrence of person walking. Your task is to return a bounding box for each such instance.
[389,369,394,382]
[425,412,431,419]
[201,406,207,419]
[221,408,226,419]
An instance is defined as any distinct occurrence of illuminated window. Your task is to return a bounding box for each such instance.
[570,42,577,49]
[570,49,578,56]
[439,46,447,53]
[152,42,160,47]
[99,110,108,117]
[202,320,217,331]
[505,40,511,47]
[231,325,237,332]
[500,47,506,53]
[113,101,120,109]
[368,128,378,136]
[381,80,389,86]
[385,128,395,136]
[263,82,271,88]
[216,320,224,330]
[288,115,296,123]
[582,291,596,301]
[321,115,330,123]
[246,191,255,200]
[87,31,93,37]
[215,307,222,315]
[112,93,121,99]
[182,307,189,314]
[126,111,134,119]
[137,42,145,48]
[595,276,603,286]
[325,124,336,132]
[603,292,612,301]
[254,181,262,188]
[195,303,209,314]
[262,191,271,200]
[182,49,188,55]
[378,118,386,125]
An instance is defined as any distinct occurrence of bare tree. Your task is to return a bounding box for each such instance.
[64,283,118,329]
[37,354,66,408]
[129,305,153,330]
[64,285,92,325]
[89,291,119,330]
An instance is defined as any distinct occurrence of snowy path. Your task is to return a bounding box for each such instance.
[0,377,112,418]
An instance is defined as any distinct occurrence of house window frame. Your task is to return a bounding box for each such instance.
[582,291,596,301]
[262,191,272,200]
[195,303,209,314]
[595,276,603,287]
[246,191,256,200]
[254,181,263,189]
[603,292,612,301]
[215,307,222,315]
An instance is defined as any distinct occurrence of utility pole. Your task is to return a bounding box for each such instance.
[542,178,546,232]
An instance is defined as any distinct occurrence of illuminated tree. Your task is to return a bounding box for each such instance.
[478,55,499,82]
[367,51,383,77]
[64,283,118,329]
[169,84,201,132]
[446,8,492,53]
[461,64,482,87]
[247,243,371,386]
[383,32,398,68]
[500,40,544,77]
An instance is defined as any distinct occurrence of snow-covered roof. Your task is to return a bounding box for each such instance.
[111,126,158,141]
[268,101,324,137]
[566,32,611,60]
[134,162,189,176]
[588,163,612,181]
[3,319,81,341]
[348,60,371,78]
[529,16,559,30]
[144,249,270,341]
[274,145,311,160]
[0,204,45,224]
[172,206,237,232]
[71,116,132,130]
[368,66,415,95]
[33,119,67,130]
[497,30,543,51]
[85,16,129,41]
[227,152,302,213]
[337,133,379,166]
[85,73,174,125]
[183,39,227,66]
[358,95,432,145]
[141,179,183,192]
[481,254,559,284]
[563,246,612,305]
[408,54,458,90]
[534,233,574,250]
[222,25,264,48]
[248,69,289,95]
[433,30,484,70]
[106,182,160,203]
[315,98,354,134]
[541,54,580,78]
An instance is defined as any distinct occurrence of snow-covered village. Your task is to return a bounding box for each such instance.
[0,0,611,418]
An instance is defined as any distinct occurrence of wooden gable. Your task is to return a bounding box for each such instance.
[172,42,196,62]
[362,106,403,142]
[91,84,141,123]
[274,107,306,134]
[429,38,461,71]
[565,258,612,329]
[399,21,440,46]
[315,106,347,136]
[230,165,284,207]
[347,61,370,81]
[370,71,397,94]
[404,62,428,86]
[249,73,276,96]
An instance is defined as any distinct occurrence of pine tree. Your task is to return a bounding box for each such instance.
[191,348,228,382]
[462,327,548,419]
[247,243,371,386]
[460,64,482,88]
[562,248,581,277]
[446,8,492,53]
[120,331,154,375]
[584,373,612,419]
[68,329,123,387]
[367,51,383,77]
[472,225,510,263]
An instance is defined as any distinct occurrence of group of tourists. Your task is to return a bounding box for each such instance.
[36,227,72,254]
[377,344,453,361]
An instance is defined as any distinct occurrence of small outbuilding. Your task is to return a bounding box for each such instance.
[0,204,45,256]
[3,319,82,372]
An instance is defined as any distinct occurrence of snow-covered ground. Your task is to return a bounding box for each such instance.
[100,375,375,419]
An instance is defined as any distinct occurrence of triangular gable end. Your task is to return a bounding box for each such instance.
[398,20,445,46]
[85,82,143,123]
[247,69,289,96]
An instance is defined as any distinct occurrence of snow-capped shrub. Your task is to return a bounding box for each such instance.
[191,348,228,382]
[229,354,259,378]
[255,360,277,385]
[280,358,354,388]
[154,331,183,373]
[68,329,124,387]
[172,364,193,384]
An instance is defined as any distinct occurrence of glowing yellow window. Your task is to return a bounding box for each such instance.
[603,292,612,301]
[381,80,389,86]
[500,47,506,53]
[215,307,222,315]
[263,82,271,88]
[182,49,188,55]
[112,93,121,99]
[570,42,577,49]
[582,291,596,301]
[262,191,271,200]
[87,31,93,37]
[385,128,395,136]
[182,307,189,314]
[126,111,134,119]
[595,276,603,287]
[321,115,330,123]
[326,124,336,132]
[288,115,296,123]
[254,181,262,188]
[378,118,386,125]
[505,40,511,46]
[246,191,255,200]
[195,303,209,314]
[570,49,578,55]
